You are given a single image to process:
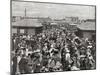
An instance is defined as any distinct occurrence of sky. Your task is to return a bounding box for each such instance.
[12,1,95,19]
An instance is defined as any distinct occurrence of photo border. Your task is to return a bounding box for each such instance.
[10,0,96,74]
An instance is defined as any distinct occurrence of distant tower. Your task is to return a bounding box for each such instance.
[25,8,26,17]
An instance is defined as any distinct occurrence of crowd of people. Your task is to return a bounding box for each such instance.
[11,28,96,75]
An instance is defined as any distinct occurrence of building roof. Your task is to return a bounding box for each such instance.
[12,19,43,27]
[38,17,52,23]
[77,21,95,31]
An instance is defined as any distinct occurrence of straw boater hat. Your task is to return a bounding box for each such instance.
[87,45,92,48]
[34,49,40,53]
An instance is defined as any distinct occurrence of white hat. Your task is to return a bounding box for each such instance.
[34,49,40,53]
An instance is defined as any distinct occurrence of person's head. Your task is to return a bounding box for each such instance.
[54,49,59,54]
[23,48,26,51]
[15,49,18,54]
[22,54,26,58]
[28,53,31,57]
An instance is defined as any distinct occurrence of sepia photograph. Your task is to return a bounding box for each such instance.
[11,0,96,75]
